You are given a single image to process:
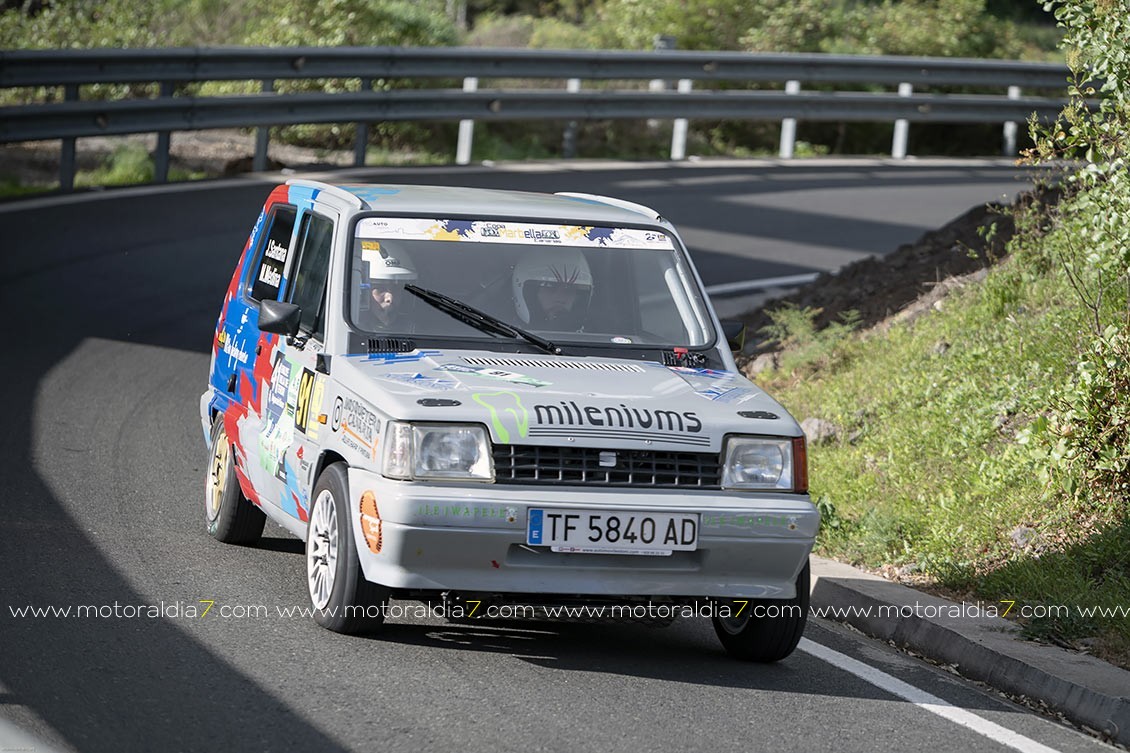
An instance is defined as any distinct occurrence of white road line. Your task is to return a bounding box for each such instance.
[799,638,1062,753]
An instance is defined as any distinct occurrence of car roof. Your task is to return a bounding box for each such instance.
[288,180,667,227]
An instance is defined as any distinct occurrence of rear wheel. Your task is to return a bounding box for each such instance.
[205,416,265,545]
[306,463,389,634]
[712,560,810,662]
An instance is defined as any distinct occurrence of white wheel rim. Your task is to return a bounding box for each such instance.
[307,490,339,610]
[206,428,229,523]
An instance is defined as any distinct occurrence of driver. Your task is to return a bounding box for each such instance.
[358,243,416,332]
[512,248,593,331]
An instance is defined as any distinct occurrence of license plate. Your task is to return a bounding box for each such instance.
[526,508,699,556]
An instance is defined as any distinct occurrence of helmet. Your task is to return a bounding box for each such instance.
[512,248,593,328]
[362,241,416,283]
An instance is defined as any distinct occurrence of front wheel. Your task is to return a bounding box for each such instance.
[205,416,266,545]
[306,463,389,634]
[712,560,810,662]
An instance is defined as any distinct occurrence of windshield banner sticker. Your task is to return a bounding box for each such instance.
[356,218,674,250]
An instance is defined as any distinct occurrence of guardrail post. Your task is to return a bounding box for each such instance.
[154,81,174,184]
[59,83,78,192]
[562,78,581,159]
[1002,85,1021,156]
[456,76,478,165]
[354,78,372,167]
[779,80,801,159]
[254,79,274,172]
[891,82,912,159]
[670,79,692,160]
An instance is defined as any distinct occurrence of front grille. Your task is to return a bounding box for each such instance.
[493,445,721,489]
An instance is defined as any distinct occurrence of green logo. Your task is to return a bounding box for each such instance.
[472,390,529,444]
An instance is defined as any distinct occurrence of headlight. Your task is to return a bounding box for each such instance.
[722,437,799,491]
[382,422,493,481]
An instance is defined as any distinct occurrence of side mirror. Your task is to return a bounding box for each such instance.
[720,319,747,353]
[259,299,301,337]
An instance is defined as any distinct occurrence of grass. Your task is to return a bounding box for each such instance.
[73,144,208,188]
[751,208,1130,666]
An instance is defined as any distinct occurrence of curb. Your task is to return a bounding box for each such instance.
[809,556,1130,746]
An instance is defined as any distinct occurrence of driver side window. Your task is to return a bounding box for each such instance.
[288,213,335,342]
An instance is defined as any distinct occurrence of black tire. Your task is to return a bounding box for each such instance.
[712,559,810,662]
[205,416,266,545]
[306,463,390,634]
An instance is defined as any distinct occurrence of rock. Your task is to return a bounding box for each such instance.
[746,351,779,376]
[801,417,839,445]
[1009,525,1043,551]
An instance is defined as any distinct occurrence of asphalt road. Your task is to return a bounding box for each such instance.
[1,160,1111,753]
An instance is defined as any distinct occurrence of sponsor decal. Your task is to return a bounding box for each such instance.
[360,349,442,364]
[360,491,382,554]
[472,391,529,444]
[335,394,379,459]
[701,514,801,531]
[436,363,549,388]
[531,401,703,433]
[221,334,250,366]
[474,391,709,447]
[342,397,378,445]
[415,504,519,524]
[306,378,325,440]
[259,353,301,482]
[355,218,674,250]
[294,369,316,433]
[695,386,758,404]
[670,367,736,380]
[380,372,459,391]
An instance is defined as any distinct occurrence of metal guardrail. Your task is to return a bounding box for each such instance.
[0,46,1070,190]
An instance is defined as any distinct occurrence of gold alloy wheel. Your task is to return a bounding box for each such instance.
[207,426,230,523]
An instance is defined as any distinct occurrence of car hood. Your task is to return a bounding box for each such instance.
[333,349,800,452]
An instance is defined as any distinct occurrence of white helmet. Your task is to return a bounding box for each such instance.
[512,248,593,328]
[363,241,416,283]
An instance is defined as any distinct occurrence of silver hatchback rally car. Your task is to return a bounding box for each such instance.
[201,179,818,661]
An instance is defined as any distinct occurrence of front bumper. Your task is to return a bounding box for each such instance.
[347,470,818,600]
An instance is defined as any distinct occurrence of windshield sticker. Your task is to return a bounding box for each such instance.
[356,217,674,250]
[473,391,530,444]
[437,363,550,388]
[380,373,459,391]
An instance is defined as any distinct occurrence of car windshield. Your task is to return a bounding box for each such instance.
[347,216,714,348]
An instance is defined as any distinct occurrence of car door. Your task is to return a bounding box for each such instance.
[257,207,338,524]
[213,199,299,516]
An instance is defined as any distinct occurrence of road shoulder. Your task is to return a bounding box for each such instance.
[810,556,1130,747]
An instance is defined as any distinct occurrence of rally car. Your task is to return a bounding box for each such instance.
[201,179,817,661]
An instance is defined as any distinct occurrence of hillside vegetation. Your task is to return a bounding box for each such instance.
[748,0,1130,664]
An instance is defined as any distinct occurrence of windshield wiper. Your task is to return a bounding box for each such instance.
[404,284,561,356]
